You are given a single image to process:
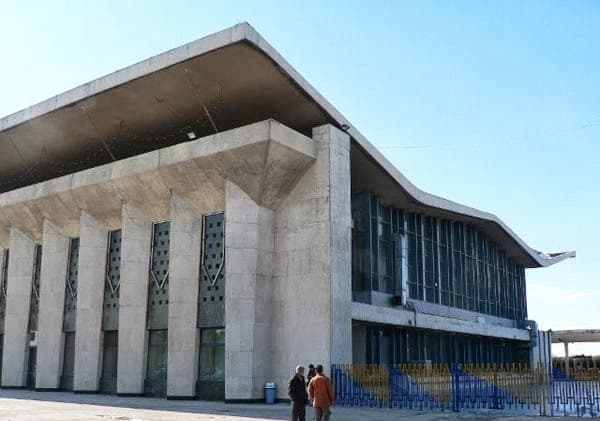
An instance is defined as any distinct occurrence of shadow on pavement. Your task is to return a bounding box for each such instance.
[0,388,289,420]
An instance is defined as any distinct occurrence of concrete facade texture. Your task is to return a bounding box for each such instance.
[0,24,570,403]
[73,211,108,392]
[36,220,70,389]
[1,228,35,386]
[117,203,152,395]
[0,112,540,400]
[322,125,353,366]
[0,116,544,400]
[0,120,323,400]
[167,194,202,398]
[224,181,274,399]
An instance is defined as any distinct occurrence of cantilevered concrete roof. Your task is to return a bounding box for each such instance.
[0,22,574,268]
[552,330,600,343]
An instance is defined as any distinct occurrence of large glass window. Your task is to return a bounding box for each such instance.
[351,192,528,321]
[355,324,527,365]
[199,328,225,382]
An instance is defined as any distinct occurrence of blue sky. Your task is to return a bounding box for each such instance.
[1,1,598,356]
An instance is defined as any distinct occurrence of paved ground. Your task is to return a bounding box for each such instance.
[0,389,582,420]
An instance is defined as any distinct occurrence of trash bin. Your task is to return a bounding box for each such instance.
[265,382,276,404]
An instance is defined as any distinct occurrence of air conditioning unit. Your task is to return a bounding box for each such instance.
[391,295,402,306]
[29,331,38,347]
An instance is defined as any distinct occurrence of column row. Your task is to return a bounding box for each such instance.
[0,195,217,398]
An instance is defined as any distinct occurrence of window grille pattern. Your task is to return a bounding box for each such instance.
[352,193,404,297]
[352,192,527,321]
[147,221,169,330]
[28,245,42,332]
[63,238,79,332]
[0,249,9,334]
[198,213,225,328]
[103,230,121,331]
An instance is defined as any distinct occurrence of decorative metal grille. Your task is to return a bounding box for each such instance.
[28,245,42,332]
[147,221,170,330]
[103,230,121,331]
[198,213,225,328]
[63,238,79,332]
[0,249,9,334]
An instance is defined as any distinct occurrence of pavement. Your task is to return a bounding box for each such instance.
[0,389,583,420]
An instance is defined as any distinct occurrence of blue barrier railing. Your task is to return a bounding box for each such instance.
[549,365,600,417]
[331,363,600,417]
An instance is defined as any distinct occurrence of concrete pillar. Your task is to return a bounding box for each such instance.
[1,228,35,387]
[270,124,352,397]
[324,125,353,366]
[73,211,108,392]
[167,194,202,398]
[117,203,152,395]
[224,181,274,400]
[36,220,70,389]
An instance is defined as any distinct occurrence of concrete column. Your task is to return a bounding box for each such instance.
[324,125,353,366]
[224,181,274,400]
[73,211,108,392]
[167,194,202,398]
[117,203,152,395]
[36,220,70,389]
[270,124,352,397]
[1,228,35,387]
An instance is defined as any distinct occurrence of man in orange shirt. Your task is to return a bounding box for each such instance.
[307,364,335,421]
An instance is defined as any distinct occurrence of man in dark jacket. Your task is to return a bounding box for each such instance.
[307,364,316,385]
[288,365,308,421]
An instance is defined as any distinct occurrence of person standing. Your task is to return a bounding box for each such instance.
[288,365,308,421]
[307,364,316,385]
[307,364,335,421]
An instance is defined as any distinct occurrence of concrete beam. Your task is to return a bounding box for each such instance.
[73,211,108,392]
[36,220,70,389]
[117,203,152,395]
[1,228,35,387]
[166,194,202,398]
[0,120,315,246]
[224,181,274,400]
[351,301,530,341]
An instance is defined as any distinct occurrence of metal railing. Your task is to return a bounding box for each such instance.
[331,363,600,417]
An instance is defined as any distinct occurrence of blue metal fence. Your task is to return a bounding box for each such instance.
[331,363,600,417]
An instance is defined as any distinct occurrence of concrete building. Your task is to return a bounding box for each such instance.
[0,23,573,400]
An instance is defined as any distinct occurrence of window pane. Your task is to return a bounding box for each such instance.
[199,328,225,382]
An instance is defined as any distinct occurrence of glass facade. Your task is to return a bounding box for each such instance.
[355,324,529,365]
[352,192,527,322]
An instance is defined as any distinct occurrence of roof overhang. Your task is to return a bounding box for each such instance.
[0,119,315,245]
[552,330,600,343]
[0,22,574,268]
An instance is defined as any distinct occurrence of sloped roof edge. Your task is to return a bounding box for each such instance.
[0,22,574,268]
